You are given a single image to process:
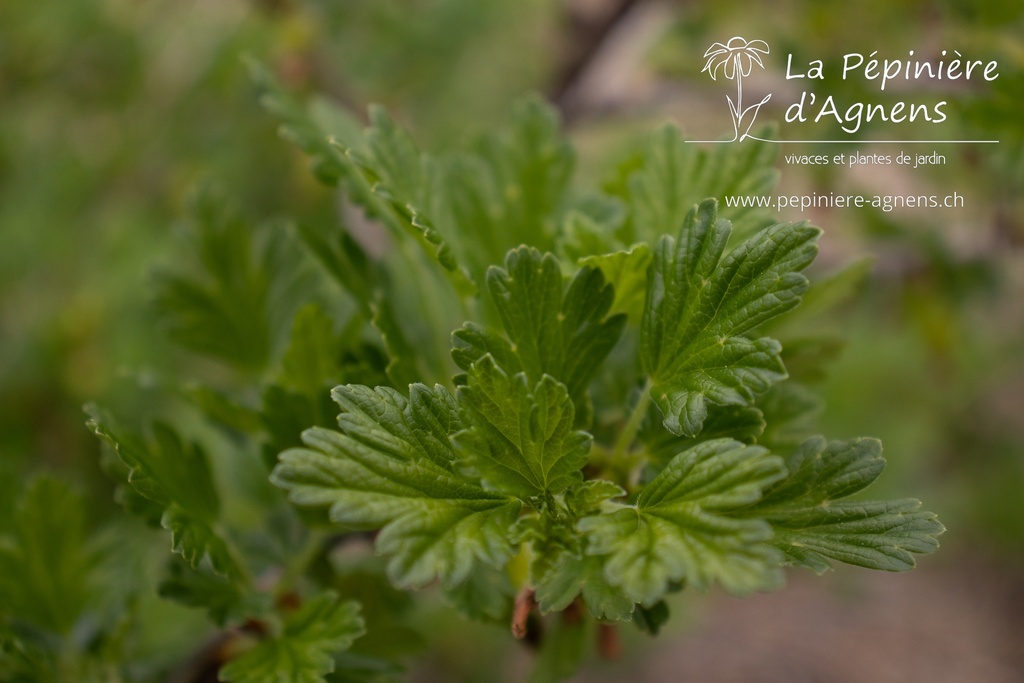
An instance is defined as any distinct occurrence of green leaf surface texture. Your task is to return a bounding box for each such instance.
[641,199,820,436]
[271,384,521,588]
[580,439,786,605]
[457,356,592,499]
[452,247,626,426]
[735,437,944,572]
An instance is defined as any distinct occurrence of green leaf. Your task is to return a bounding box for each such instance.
[578,243,651,324]
[632,600,670,635]
[248,58,351,185]
[755,382,824,454]
[559,209,618,263]
[296,219,379,315]
[529,614,590,683]
[271,384,521,588]
[369,296,423,390]
[86,405,244,579]
[252,61,474,303]
[219,592,365,683]
[626,124,777,244]
[158,559,267,628]
[735,437,944,573]
[564,479,627,516]
[348,107,477,296]
[360,105,429,208]
[640,198,820,436]
[475,97,574,252]
[431,97,574,273]
[443,563,515,623]
[456,356,591,499]
[580,439,786,605]
[154,188,315,372]
[185,385,263,435]
[0,477,96,634]
[280,304,346,399]
[535,554,634,622]
[452,247,626,412]
[642,403,766,469]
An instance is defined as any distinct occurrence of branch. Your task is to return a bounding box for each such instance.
[549,0,645,122]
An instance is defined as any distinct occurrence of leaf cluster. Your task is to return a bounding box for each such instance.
[81,66,942,682]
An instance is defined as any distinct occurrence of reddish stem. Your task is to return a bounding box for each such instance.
[512,587,538,639]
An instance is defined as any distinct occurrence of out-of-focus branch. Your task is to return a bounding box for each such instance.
[550,0,644,122]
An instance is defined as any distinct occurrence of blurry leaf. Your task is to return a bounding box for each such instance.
[433,97,574,273]
[348,107,476,296]
[185,385,263,434]
[86,405,244,579]
[261,384,335,462]
[785,257,872,321]
[640,199,819,436]
[296,219,380,315]
[529,613,590,683]
[280,304,346,406]
[0,476,96,634]
[254,60,475,299]
[328,551,424,659]
[248,59,350,186]
[219,592,364,683]
[559,210,618,263]
[359,105,428,206]
[369,296,423,389]
[443,562,515,623]
[564,479,627,516]
[756,382,824,453]
[535,554,634,622]
[158,559,268,628]
[154,189,315,372]
[632,600,670,636]
[626,125,777,244]
[777,333,846,383]
[476,97,574,251]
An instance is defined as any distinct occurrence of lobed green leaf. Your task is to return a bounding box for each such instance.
[456,356,591,499]
[640,198,820,436]
[581,439,786,605]
[735,437,944,572]
[271,384,521,588]
[453,246,626,418]
[219,592,365,683]
[86,405,243,579]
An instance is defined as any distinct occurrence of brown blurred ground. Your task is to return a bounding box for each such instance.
[574,556,1024,682]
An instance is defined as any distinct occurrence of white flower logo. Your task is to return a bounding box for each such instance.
[702,37,772,141]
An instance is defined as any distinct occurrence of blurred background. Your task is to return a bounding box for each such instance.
[1,0,1021,681]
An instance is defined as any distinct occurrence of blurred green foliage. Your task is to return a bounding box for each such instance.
[0,0,1021,680]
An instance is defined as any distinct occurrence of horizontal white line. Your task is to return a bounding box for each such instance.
[687,138,1000,144]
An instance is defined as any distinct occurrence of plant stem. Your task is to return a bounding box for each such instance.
[612,377,653,460]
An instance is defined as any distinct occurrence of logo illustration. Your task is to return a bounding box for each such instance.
[702,37,772,141]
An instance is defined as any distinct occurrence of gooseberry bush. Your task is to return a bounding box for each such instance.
[85,64,942,682]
